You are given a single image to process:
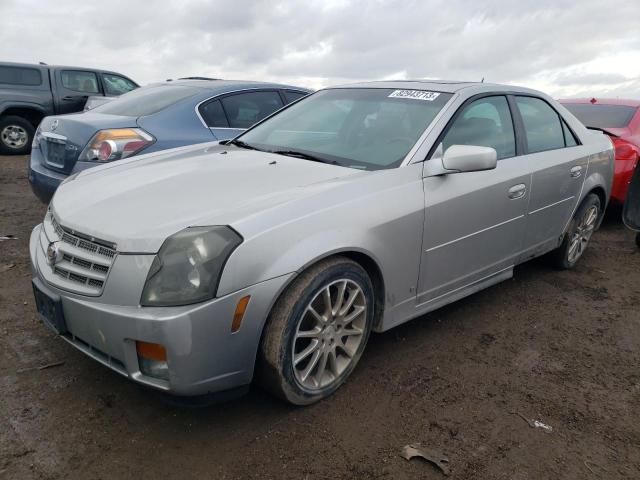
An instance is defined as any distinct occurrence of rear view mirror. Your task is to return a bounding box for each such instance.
[442,145,497,173]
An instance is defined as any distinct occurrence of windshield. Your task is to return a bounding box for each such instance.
[237,88,453,170]
[92,85,202,117]
[563,103,637,129]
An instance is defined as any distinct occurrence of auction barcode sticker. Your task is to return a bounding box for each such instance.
[388,90,440,101]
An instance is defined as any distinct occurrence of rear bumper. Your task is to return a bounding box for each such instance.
[28,148,65,203]
[29,223,293,396]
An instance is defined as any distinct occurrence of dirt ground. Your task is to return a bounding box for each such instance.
[1,154,639,480]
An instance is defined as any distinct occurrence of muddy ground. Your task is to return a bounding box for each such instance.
[1,154,639,480]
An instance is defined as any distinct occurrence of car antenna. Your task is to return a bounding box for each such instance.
[480,77,484,83]
[39,61,47,65]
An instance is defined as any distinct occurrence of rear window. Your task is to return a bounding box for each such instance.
[0,66,42,86]
[93,85,201,117]
[563,103,637,129]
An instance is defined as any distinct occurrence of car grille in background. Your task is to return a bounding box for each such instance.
[43,210,117,295]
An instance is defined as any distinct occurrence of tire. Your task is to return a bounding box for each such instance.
[257,256,375,405]
[551,193,601,269]
[636,232,640,249]
[0,115,35,155]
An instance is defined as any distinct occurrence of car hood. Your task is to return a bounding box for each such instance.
[50,143,363,252]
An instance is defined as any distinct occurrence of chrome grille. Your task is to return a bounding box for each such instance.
[42,210,117,295]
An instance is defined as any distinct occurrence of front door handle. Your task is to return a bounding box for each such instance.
[570,166,583,178]
[508,183,527,199]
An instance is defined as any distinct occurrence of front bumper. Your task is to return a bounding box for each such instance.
[30,223,292,396]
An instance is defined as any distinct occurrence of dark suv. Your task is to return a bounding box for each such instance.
[0,62,138,154]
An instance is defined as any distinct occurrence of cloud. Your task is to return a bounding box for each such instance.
[0,0,639,97]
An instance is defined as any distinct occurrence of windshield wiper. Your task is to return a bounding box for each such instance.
[271,150,338,165]
[229,139,262,151]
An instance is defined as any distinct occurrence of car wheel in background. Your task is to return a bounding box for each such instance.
[551,193,601,269]
[0,115,34,155]
[258,256,374,405]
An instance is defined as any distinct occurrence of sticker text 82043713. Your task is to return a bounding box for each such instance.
[388,90,440,101]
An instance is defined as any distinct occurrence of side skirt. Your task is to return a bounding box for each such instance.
[377,267,513,332]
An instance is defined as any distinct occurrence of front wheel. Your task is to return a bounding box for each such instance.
[258,257,375,405]
[551,194,601,269]
[0,115,35,155]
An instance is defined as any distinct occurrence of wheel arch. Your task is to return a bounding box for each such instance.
[255,248,387,363]
[0,104,47,129]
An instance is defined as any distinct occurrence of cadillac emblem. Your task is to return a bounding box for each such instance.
[50,119,59,132]
[46,241,62,266]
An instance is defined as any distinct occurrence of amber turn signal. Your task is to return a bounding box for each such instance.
[136,341,167,361]
[231,296,251,332]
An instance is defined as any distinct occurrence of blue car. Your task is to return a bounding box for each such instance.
[29,79,311,202]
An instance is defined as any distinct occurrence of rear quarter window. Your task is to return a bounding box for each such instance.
[92,85,202,117]
[0,66,42,86]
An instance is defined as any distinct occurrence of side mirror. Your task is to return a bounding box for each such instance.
[424,144,498,177]
[443,144,497,172]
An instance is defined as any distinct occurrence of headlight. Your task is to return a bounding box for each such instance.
[78,128,154,162]
[140,226,242,307]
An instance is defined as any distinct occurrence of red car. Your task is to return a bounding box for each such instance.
[560,98,640,206]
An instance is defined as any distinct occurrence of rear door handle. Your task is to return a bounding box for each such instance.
[508,183,526,199]
[570,166,583,178]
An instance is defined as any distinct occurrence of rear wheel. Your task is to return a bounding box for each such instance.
[258,257,374,405]
[0,115,34,155]
[551,194,601,269]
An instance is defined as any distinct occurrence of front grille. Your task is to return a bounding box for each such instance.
[51,215,116,259]
[43,209,117,295]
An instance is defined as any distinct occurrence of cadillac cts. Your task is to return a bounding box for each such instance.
[30,81,614,405]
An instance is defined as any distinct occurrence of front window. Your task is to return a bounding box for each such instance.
[237,88,453,170]
[562,103,637,129]
[102,74,138,95]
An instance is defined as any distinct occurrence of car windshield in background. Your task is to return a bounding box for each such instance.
[92,85,202,117]
[563,104,637,129]
[238,88,453,170]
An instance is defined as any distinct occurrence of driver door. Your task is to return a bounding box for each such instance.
[417,95,530,307]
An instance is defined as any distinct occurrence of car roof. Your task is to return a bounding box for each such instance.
[558,98,640,107]
[325,79,543,95]
[0,61,133,78]
[159,79,312,94]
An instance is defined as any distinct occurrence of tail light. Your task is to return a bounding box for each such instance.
[79,128,154,162]
[612,137,636,161]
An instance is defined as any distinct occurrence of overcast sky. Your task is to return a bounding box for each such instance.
[2,0,639,98]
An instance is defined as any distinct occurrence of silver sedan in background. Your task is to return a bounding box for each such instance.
[30,81,614,405]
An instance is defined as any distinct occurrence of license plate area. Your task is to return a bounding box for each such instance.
[32,280,67,334]
[44,139,66,168]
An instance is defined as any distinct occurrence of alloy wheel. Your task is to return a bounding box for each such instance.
[567,205,598,264]
[292,279,367,391]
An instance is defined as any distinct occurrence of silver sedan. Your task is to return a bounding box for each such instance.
[30,81,614,404]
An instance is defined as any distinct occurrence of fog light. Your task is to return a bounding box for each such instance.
[136,341,169,381]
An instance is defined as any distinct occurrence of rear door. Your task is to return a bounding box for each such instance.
[418,95,530,306]
[53,70,102,114]
[198,90,284,140]
[514,96,589,257]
